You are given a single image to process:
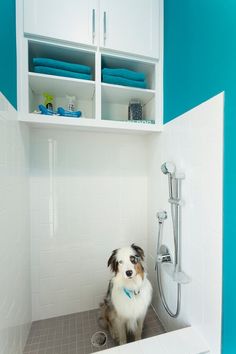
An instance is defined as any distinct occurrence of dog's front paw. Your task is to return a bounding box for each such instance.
[119,340,127,345]
[134,334,142,341]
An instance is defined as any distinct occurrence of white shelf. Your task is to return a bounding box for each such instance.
[101,83,155,105]
[29,72,95,100]
[19,113,162,134]
[23,40,162,131]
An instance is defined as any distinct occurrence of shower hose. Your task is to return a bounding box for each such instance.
[156,204,181,318]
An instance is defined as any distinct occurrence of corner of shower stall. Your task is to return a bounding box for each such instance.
[146,93,223,354]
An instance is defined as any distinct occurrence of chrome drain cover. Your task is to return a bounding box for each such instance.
[91,331,107,347]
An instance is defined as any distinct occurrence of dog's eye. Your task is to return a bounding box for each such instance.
[118,260,123,264]
[130,256,137,264]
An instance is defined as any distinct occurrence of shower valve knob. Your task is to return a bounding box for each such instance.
[157,253,171,263]
[156,245,172,264]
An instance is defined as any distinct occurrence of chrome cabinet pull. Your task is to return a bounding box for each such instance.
[103,11,107,46]
[92,8,95,44]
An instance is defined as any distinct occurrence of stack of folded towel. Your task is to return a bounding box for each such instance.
[102,68,147,89]
[33,58,92,80]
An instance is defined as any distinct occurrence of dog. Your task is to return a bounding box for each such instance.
[100,244,152,345]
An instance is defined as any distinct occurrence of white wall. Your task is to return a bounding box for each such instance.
[147,94,223,354]
[30,130,148,320]
[0,94,31,354]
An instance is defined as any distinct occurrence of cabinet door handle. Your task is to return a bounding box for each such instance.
[103,11,107,46]
[92,9,95,44]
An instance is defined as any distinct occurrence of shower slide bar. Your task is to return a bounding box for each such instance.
[155,162,190,318]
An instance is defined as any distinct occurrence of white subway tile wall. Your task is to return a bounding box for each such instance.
[11,92,222,354]
[147,94,223,354]
[30,130,148,320]
[0,93,31,354]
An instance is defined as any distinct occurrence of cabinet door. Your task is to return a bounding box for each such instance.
[100,0,159,58]
[24,0,98,46]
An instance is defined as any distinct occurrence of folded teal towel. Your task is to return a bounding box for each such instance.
[33,58,91,74]
[103,74,147,89]
[102,68,145,82]
[34,66,92,80]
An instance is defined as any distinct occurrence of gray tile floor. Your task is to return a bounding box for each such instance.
[24,307,165,354]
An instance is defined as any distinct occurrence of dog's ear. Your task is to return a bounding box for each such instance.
[107,249,118,273]
[131,244,145,261]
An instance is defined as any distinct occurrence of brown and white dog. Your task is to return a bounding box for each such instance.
[100,244,152,345]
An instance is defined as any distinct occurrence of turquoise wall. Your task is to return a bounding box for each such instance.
[0,0,233,351]
[0,0,17,108]
[164,1,236,353]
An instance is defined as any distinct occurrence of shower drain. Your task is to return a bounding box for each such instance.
[91,331,107,348]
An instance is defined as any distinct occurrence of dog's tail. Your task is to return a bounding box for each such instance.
[98,300,109,329]
[98,280,114,329]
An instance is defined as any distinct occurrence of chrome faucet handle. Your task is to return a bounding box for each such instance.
[156,245,172,269]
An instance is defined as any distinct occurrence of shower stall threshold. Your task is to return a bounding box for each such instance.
[100,327,210,354]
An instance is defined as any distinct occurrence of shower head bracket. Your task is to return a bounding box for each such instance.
[174,172,185,180]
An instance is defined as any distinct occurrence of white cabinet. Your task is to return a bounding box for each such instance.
[19,1,163,133]
[100,0,159,58]
[24,0,159,58]
[24,0,98,46]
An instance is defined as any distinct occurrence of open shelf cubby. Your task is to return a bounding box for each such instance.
[28,73,95,119]
[101,83,155,122]
[28,40,96,119]
[101,54,156,123]
[101,54,156,90]
[28,40,95,78]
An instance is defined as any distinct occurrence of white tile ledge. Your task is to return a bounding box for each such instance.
[101,327,210,354]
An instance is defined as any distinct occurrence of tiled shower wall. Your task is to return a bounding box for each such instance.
[0,93,31,354]
[28,94,223,354]
[147,94,223,354]
[30,130,148,321]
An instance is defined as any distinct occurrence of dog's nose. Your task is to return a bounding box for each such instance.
[126,270,133,277]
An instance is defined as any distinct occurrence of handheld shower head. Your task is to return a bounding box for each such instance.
[161,162,176,199]
[161,162,176,176]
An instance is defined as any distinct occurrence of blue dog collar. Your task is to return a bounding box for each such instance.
[123,288,133,299]
[123,288,140,299]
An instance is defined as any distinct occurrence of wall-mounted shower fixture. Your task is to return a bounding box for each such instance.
[155,162,190,318]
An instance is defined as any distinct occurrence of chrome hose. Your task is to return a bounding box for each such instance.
[156,219,181,318]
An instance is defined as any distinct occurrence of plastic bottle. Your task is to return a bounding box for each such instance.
[43,92,54,111]
[66,95,76,112]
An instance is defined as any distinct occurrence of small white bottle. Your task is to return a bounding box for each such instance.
[66,95,76,112]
